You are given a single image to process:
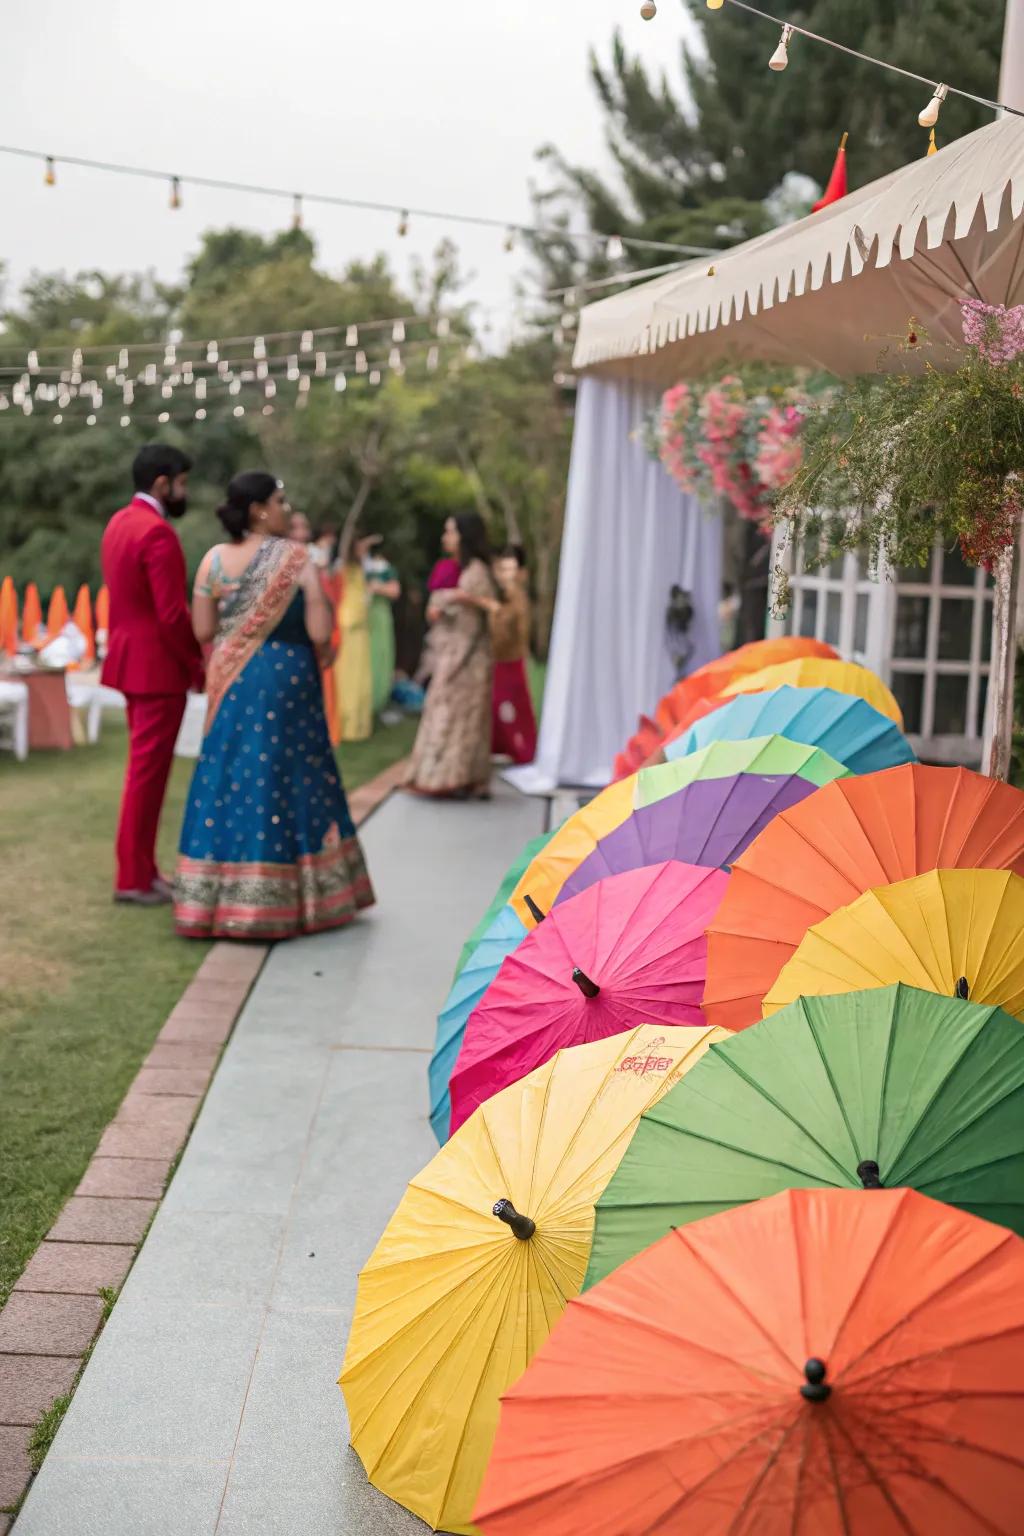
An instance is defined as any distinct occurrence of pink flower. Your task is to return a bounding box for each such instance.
[960,299,1024,364]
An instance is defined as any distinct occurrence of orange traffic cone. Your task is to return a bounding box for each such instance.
[46,585,69,639]
[73,584,95,662]
[0,577,17,656]
[22,582,43,646]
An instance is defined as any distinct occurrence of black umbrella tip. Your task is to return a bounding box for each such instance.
[493,1198,536,1241]
[856,1159,883,1189]
[524,895,546,925]
[955,976,970,1000]
[800,1358,831,1403]
[572,967,601,998]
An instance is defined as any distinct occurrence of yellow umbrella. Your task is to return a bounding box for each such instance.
[720,656,904,726]
[507,773,636,924]
[339,1022,727,1535]
[763,867,1024,1017]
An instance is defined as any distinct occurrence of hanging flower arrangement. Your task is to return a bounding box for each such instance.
[772,302,1024,595]
[643,372,815,527]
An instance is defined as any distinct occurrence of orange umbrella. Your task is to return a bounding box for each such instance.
[21,582,43,647]
[704,763,1024,1028]
[46,585,69,638]
[94,584,110,635]
[72,584,95,662]
[476,1187,1024,1535]
[0,577,17,656]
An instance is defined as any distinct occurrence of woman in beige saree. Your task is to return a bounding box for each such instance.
[407,514,499,799]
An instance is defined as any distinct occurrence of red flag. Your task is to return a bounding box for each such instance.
[813,132,848,212]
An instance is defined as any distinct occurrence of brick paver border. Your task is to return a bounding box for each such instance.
[0,758,407,1530]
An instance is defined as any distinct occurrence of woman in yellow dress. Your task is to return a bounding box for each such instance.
[333,534,374,742]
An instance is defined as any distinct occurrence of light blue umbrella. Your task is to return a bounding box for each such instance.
[666,685,915,776]
[429,903,527,1143]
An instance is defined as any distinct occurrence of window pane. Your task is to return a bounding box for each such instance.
[854,593,869,654]
[941,545,975,586]
[977,674,989,738]
[828,554,845,579]
[933,674,969,736]
[890,671,924,734]
[824,591,842,647]
[896,556,932,584]
[893,595,929,659]
[937,599,973,661]
[798,588,818,639]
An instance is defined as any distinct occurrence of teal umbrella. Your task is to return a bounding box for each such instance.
[586,983,1024,1288]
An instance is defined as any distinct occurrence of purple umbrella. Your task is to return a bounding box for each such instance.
[553,773,817,907]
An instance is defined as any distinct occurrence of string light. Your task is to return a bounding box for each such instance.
[355,350,368,374]
[300,330,314,352]
[640,1,657,16]
[206,341,219,364]
[436,316,451,338]
[44,156,56,186]
[918,83,948,129]
[392,320,405,343]
[233,405,245,417]
[346,325,359,346]
[606,234,625,261]
[120,415,130,427]
[157,411,169,424]
[253,337,266,360]
[769,24,793,70]
[292,193,302,230]
[369,368,382,386]
[388,347,402,370]
[169,176,182,210]
[334,370,347,392]
[504,226,516,252]
[314,350,327,376]
[707,0,725,8]
[195,407,207,420]
[397,209,409,237]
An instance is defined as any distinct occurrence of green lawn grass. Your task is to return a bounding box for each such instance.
[0,711,414,1306]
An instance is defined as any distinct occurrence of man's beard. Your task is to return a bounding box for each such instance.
[164,496,188,520]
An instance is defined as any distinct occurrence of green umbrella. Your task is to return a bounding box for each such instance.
[634,734,849,808]
[585,983,1024,1289]
[453,829,556,982]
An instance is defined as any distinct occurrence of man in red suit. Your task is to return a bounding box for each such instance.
[101,444,203,905]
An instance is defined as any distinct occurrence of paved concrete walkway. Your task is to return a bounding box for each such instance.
[15,785,543,1536]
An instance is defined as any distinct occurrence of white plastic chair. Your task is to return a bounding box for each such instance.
[65,677,126,745]
[0,680,30,761]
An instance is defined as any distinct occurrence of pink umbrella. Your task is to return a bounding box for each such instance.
[447,861,728,1135]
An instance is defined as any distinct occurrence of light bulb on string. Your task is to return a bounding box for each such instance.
[44,156,56,187]
[346,325,359,346]
[256,360,269,380]
[605,234,625,261]
[72,348,83,370]
[233,404,245,418]
[120,415,131,428]
[265,379,277,399]
[314,351,327,376]
[123,382,134,405]
[52,412,61,424]
[158,411,170,424]
[640,1,657,17]
[195,407,207,421]
[919,83,947,128]
[229,378,242,396]
[144,363,157,386]
[297,375,311,394]
[300,330,314,353]
[161,382,173,400]
[426,345,439,372]
[286,355,300,382]
[164,343,176,367]
[397,210,409,237]
[254,337,266,360]
[388,347,402,370]
[369,368,382,386]
[392,320,405,343]
[262,404,274,416]
[195,379,207,401]
[86,414,97,426]
[334,370,347,392]
[118,348,129,371]
[706,0,724,8]
[504,226,517,252]
[105,364,117,381]
[769,25,793,70]
[218,359,230,377]
[169,176,182,210]
[436,316,451,338]
[355,350,368,374]
[292,194,303,231]
[206,341,219,364]
[27,351,38,374]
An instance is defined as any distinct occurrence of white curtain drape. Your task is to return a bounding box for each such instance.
[509,374,723,792]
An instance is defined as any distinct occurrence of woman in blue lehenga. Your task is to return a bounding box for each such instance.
[175,471,374,941]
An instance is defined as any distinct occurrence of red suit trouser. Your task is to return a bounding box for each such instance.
[115,693,186,893]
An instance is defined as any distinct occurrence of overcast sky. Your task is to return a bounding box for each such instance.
[3,0,692,344]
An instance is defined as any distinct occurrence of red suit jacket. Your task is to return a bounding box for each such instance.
[100,497,203,695]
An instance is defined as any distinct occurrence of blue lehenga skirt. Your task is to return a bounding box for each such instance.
[175,638,374,941]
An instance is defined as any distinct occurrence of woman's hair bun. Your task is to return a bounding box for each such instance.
[216,470,280,541]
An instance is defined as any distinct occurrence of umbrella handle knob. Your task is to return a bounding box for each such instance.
[955,976,970,1000]
[800,1358,831,1403]
[856,1160,883,1189]
[572,967,601,998]
[524,895,546,924]
[493,1199,536,1241]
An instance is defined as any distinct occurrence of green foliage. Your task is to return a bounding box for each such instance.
[531,0,1000,283]
[773,334,1024,602]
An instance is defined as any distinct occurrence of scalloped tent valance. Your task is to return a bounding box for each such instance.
[573,114,1024,381]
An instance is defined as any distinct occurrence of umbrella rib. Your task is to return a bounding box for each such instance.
[670,1228,802,1377]
[849,1323,1024,1392]
[823,1406,917,1535]
[893,1050,1024,1183]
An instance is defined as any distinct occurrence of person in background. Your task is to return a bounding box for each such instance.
[490,546,537,765]
[289,509,313,545]
[362,536,401,717]
[101,443,203,906]
[407,513,499,799]
[175,471,372,940]
[333,530,374,743]
[415,522,462,688]
[310,524,338,570]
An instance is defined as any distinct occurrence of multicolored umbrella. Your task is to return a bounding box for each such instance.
[553,771,819,906]
[454,830,554,982]
[476,1187,1024,1535]
[448,861,729,1135]
[719,655,904,725]
[431,904,527,1144]
[764,867,1024,1017]
[341,1024,725,1536]
[586,984,1024,1289]
[705,764,1024,1028]
[634,735,849,812]
[664,684,915,775]
[507,775,637,925]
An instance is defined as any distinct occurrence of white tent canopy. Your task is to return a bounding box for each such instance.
[574,114,1024,381]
